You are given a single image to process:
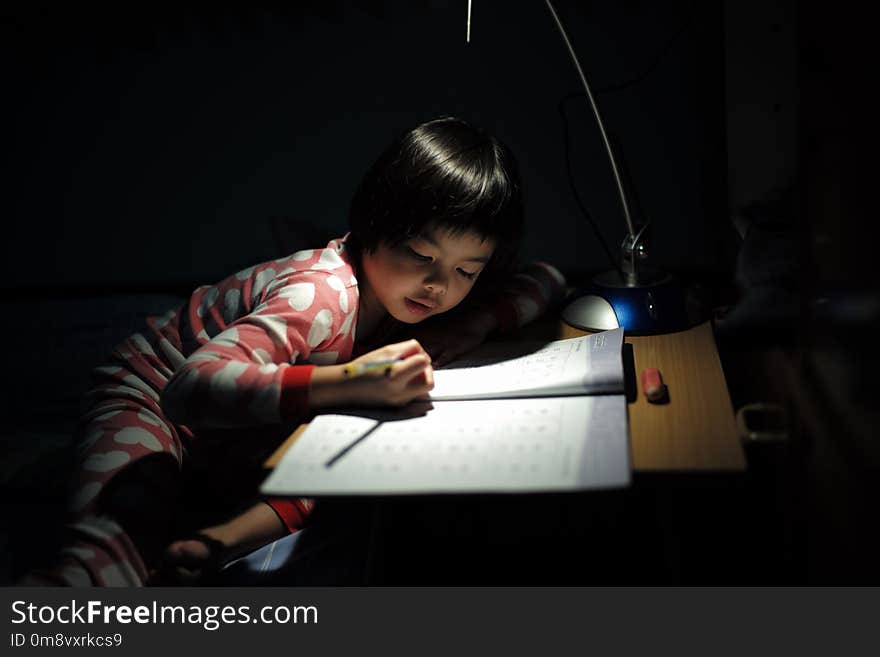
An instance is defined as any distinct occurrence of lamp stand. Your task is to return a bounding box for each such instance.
[543,0,697,334]
[561,222,693,335]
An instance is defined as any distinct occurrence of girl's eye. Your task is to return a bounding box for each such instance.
[407,246,432,262]
[457,268,478,280]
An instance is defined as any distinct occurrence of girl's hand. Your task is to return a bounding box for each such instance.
[309,339,434,409]
[407,310,497,368]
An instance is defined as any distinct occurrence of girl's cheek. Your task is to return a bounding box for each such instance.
[389,252,415,272]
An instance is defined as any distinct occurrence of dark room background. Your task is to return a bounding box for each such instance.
[3,0,730,292]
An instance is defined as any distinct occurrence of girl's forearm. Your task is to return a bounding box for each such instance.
[308,364,360,409]
[208,502,289,559]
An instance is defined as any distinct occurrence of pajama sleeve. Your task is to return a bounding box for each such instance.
[161,270,356,430]
[264,497,315,533]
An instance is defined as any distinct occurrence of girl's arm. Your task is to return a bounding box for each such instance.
[474,261,568,333]
[160,264,434,429]
[158,259,435,541]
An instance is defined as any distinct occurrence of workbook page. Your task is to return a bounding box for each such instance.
[260,395,630,496]
[429,327,624,400]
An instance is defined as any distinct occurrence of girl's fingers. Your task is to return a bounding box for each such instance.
[388,339,428,360]
[404,371,434,399]
[389,354,434,396]
[388,353,430,381]
[419,360,434,389]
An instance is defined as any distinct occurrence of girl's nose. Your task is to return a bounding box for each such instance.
[423,270,447,295]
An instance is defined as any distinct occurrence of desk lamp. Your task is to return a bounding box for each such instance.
[468,1,692,334]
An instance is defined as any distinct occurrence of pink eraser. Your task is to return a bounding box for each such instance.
[641,367,667,402]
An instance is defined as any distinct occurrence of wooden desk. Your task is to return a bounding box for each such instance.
[567,321,744,471]
[266,320,745,473]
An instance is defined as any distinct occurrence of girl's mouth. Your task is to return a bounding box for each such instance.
[404,297,433,315]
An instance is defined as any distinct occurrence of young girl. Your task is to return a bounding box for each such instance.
[20,116,565,586]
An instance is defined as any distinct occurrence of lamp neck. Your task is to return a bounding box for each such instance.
[544,0,637,240]
[620,223,650,287]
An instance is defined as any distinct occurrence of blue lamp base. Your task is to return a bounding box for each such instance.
[562,268,697,335]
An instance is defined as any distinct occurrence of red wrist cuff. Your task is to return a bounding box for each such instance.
[280,364,316,420]
[264,498,312,534]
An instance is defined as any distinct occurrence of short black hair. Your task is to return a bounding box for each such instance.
[348,116,524,295]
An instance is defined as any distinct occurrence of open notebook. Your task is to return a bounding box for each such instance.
[260,327,630,496]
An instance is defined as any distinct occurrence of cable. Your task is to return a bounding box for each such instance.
[556,0,696,276]
[557,95,621,275]
[597,0,697,95]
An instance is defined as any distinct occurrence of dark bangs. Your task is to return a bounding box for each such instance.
[348,117,524,290]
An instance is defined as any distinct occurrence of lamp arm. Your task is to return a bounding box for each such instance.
[544,0,637,240]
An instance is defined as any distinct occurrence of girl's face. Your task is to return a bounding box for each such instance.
[361,226,496,323]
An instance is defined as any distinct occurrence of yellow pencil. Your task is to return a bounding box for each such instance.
[342,358,401,378]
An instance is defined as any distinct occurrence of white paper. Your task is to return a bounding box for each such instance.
[429,327,624,400]
[260,395,630,496]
